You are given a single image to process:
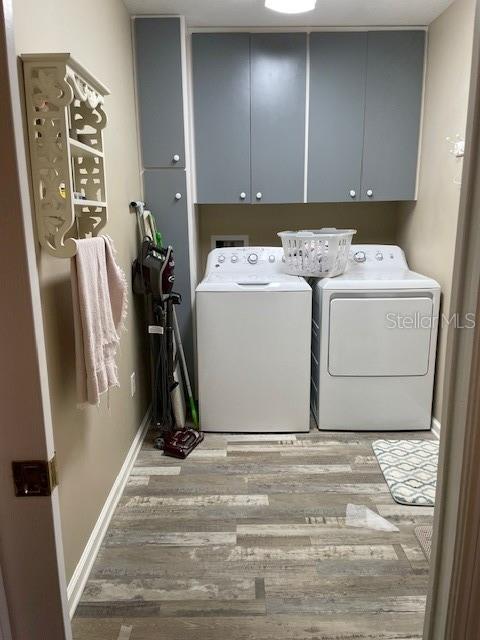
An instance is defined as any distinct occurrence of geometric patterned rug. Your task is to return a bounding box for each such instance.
[372,440,439,506]
[415,525,433,560]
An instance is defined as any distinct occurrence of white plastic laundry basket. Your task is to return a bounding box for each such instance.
[278,228,357,278]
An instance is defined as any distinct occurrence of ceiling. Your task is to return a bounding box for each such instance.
[123,0,455,27]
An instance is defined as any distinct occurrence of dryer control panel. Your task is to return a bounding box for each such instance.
[348,245,408,271]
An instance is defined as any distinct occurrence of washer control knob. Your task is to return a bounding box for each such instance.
[375,251,384,261]
[269,255,275,263]
[218,254,225,263]
[248,253,258,264]
[231,255,238,263]
[353,250,367,263]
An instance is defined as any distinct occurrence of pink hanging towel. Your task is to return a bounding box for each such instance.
[71,236,128,405]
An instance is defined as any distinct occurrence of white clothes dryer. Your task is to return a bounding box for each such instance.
[311,245,440,431]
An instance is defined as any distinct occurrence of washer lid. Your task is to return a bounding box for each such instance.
[197,272,310,292]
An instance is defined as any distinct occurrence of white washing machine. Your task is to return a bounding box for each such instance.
[196,246,311,432]
[311,245,440,431]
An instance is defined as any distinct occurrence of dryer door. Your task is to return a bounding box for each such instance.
[328,296,433,376]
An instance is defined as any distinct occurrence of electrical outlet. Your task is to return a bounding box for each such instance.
[130,372,136,398]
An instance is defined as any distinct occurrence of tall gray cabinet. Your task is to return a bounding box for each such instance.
[135,18,185,168]
[192,33,307,204]
[134,17,193,374]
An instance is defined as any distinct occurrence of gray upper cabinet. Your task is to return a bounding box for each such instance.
[308,32,367,203]
[192,34,251,204]
[250,34,307,204]
[192,32,307,204]
[192,30,424,204]
[361,31,425,201]
[134,18,185,169]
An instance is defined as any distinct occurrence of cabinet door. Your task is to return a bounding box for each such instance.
[134,18,186,169]
[308,32,367,203]
[250,33,307,204]
[361,31,425,201]
[144,169,193,374]
[192,34,251,204]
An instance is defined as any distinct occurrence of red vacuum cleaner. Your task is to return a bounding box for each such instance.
[131,201,203,459]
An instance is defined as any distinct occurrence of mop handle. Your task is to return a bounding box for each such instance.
[172,307,194,399]
[131,201,146,244]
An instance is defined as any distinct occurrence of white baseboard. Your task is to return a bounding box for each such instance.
[432,417,441,439]
[67,407,151,618]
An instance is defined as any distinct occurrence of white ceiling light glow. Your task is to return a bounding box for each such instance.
[265,0,317,14]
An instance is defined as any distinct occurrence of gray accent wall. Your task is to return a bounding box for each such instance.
[250,33,307,204]
[192,33,251,204]
[361,31,425,201]
[134,18,186,168]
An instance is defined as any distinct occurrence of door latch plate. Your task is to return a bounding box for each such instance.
[12,455,57,497]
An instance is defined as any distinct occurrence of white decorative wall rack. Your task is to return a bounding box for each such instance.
[21,54,110,258]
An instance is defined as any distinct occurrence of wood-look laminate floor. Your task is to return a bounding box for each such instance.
[72,427,435,640]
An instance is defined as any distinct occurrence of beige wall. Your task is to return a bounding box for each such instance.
[13,0,148,581]
[398,0,476,420]
[198,202,401,274]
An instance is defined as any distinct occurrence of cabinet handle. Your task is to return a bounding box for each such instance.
[349,190,356,198]
[256,192,262,200]
[175,193,182,200]
[366,189,373,198]
[240,192,247,200]
[172,154,180,163]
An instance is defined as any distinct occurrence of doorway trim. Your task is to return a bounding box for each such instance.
[0,0,71,637]
[0,565,12,640]
[2,0,480,638]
